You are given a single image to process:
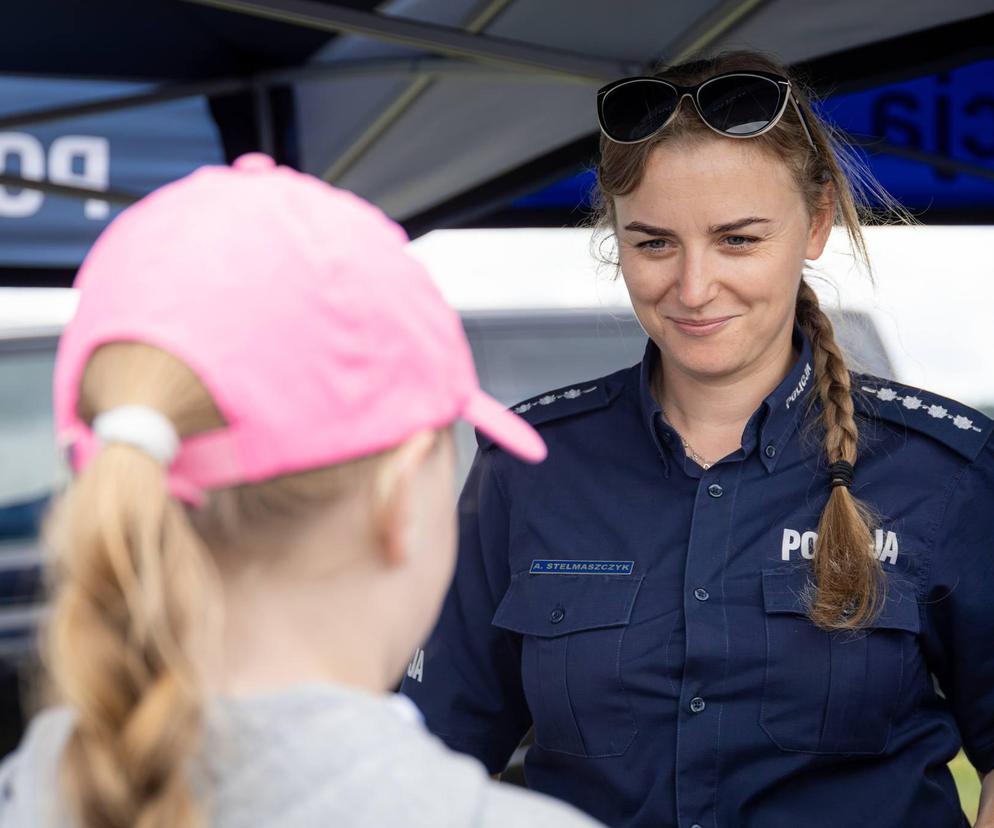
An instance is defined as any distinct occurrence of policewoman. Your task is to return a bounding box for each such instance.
[402,51,994,828]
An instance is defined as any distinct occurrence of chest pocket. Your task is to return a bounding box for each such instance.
[760,568,921,755]
[492,571,643,758]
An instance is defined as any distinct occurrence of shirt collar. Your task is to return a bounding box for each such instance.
[638,325,815,474]
[638,339,671,476]
[756,325,814,472]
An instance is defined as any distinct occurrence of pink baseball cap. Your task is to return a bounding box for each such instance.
[54,153,546,503]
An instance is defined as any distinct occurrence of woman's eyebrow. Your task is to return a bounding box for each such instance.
[708,216,771,234]
[623,217,771,236]
[623,221,675,236]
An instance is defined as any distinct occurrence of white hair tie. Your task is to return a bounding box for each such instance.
[92,405,180,466]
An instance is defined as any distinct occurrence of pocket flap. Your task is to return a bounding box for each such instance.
[493,571,643,638]
[762,568,920,634]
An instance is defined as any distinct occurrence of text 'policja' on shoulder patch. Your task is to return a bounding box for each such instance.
[529,559,635,575]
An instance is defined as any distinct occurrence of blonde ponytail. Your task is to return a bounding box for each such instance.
[44,343,224,828]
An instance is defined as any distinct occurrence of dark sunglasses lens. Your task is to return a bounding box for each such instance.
[601,81,678,142]
[697,75,783,135]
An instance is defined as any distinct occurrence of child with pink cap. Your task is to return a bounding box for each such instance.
[0,154,601,828]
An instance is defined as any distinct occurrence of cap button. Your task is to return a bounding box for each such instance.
[233,153,276,172]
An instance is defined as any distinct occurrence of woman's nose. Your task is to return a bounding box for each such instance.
[674,249,719,309]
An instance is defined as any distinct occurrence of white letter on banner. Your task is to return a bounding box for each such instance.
[49,136,110,220]
[0,133,45,218]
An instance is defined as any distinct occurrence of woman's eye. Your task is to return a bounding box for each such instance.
[723,235,757,247]
[637,238,670,251]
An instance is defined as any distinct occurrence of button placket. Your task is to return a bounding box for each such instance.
[677,464,740,828]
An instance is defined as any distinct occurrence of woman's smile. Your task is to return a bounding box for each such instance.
[667,315,737,337]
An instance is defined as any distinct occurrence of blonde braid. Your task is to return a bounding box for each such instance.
[796,281,884,629]
[43,341,224,828]
[47,443,209,828]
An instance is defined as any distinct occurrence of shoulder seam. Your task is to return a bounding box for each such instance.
[854,377,993,462]
[919,459,970,610]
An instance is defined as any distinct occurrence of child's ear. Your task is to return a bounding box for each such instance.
[371,431,436,568]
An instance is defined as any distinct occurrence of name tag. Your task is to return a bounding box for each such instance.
[529,559,635,575]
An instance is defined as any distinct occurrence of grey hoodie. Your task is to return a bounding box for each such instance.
[0,683,601,827]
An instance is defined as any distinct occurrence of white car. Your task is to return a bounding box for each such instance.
[0,278,895,757]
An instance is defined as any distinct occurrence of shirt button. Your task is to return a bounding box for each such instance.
[765,444,777,458]
[690,696,706,713]
[707,483,723,498]
[694,587,709,602]
[549,606,565,624]
[690,824,703,828]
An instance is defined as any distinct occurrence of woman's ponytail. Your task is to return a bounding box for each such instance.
[796,281,884,630]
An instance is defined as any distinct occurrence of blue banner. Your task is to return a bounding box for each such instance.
[516,58,994,215]
[0,78,224,268]
[824,59,994,211]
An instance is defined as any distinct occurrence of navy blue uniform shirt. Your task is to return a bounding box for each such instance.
[402,330,994,828]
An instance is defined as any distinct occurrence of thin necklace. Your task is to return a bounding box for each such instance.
[660,407,714,470]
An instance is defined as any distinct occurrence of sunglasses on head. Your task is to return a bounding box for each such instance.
[596,70,816,151]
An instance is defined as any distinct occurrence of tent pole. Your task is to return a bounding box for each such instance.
[0,78,250,131]
[322,0,514,184]
[0,175,139,205]
[847,138,994,184]
[0,58,576,132]
[663,0,772,66]
[253,82,276,156]
[176,0,632,83]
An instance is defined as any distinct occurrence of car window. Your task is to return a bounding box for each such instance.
[0,338,63,517]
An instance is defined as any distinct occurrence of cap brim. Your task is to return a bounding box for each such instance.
[462,390,547,463]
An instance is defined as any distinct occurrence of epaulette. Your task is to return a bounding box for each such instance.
[476,375,621,451]
[854,375,994,462]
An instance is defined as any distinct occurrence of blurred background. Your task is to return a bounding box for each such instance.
[1,0,992,819]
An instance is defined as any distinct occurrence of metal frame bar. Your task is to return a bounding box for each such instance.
[847,136,994,184]
[176,0,634,82]
[665,0,773,65]
[0,77,250,131]
[0,57,584,132]
[0,175,140,206]
[253,81,276,156]
[322,0,515,183]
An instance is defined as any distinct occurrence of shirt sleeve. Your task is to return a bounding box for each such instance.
[400,446,532,773]
[921,437,994,773]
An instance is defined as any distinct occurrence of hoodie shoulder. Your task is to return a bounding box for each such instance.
[0,708,74,827]
[476,781,604,827]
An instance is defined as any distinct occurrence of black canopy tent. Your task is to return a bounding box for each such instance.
[1,0,993,287]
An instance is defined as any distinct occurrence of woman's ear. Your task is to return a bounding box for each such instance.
[371,431,437,569]
[806,184,836,261]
